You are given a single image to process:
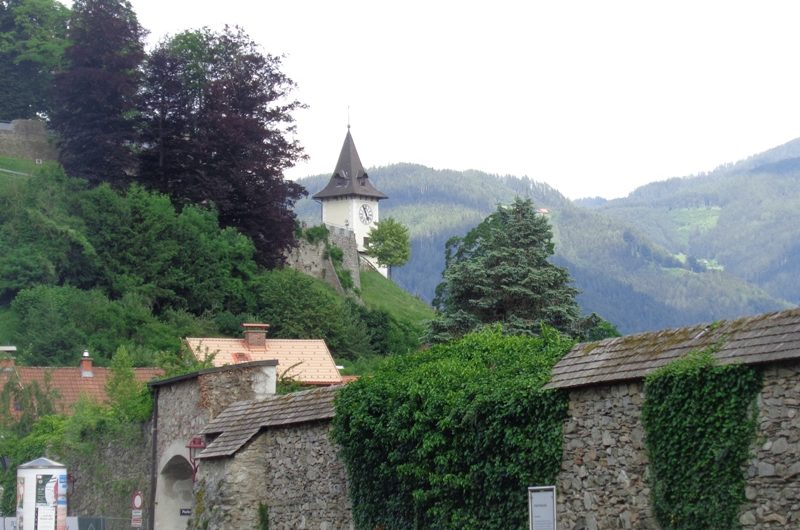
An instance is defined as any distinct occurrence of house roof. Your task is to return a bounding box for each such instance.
[311,129,387,201]
[545,307,800,390]
[0,363,164,414]
[185,337,343,385]
[198,385,340,459]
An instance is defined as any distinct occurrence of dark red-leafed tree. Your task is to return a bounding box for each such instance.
[50,0,144,187]
[138,27,306,267]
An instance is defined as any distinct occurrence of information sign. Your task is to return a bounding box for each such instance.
[528,486,556,530]
[131,509,143,528]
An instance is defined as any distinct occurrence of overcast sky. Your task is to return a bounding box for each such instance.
[125,0,800,199]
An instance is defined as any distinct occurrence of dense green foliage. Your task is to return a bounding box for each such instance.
[0,167,421,365]
[332,327,571,530]
[138,26,306,267]
[0,346,153,514]
[429,198,580,342]
[0,0,70,119]
[641,351,762,530]
[296,161,790,334]
[366,217,411,268]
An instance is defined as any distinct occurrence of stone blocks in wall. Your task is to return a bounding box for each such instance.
[557,360,800,530]
[740,361,800,528]
[557,382,657,530]
[191,421,354,530]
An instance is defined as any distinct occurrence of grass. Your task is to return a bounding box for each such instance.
[669,207,721,246]
[360,270,434,326]
[0,155,41,175]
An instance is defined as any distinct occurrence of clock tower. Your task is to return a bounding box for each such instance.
[313,128,388,258]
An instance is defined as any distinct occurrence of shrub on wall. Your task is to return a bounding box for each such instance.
[641,350,762,530]
[332,326,571,530]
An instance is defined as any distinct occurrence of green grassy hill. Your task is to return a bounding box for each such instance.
[360,269,433,326]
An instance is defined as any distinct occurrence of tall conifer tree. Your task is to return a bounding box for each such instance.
[50,0,144,186]
[429,197,581,341]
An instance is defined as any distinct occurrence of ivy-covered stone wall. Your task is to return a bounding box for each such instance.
[556,359,800,530]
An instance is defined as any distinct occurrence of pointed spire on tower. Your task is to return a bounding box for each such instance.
[312,128,387,200]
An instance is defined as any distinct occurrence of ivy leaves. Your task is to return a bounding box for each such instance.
[642,351,762,530]
[332,327,571,529]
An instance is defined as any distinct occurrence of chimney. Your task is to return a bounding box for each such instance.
[0,346,16,370]
[80,350,93,378]
[242,323,269,349]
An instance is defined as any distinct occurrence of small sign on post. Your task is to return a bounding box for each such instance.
[528,485,556,530]
[131,490,144,528]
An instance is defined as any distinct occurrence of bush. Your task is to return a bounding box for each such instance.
[332,326,572,529]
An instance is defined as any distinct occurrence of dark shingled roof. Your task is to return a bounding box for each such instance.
[545,308,800,390]
[311,129,387,200]
[198,385,340,459]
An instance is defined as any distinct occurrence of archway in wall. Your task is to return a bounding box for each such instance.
[154,455,193,530]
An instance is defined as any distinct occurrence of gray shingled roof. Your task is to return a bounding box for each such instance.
[311,129,388,200]
[198,385,341,459]
[545,308,800,390]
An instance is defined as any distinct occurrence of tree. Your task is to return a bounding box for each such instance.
[429,198,581,342]
[138,26,306,267]
[0,0,70,119]
[50,0,144,186]
[366,217,411,273]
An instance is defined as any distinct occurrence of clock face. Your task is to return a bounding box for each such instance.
[358,203,374,224]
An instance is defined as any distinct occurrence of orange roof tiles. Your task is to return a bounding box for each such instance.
[0,364,164,415]
[185,337,343,385]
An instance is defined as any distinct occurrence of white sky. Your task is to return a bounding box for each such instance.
[125,0,800,199]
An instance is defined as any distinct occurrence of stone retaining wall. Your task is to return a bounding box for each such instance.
[557,359,800,530]
[284,225,362,293]
[0,119,58,161]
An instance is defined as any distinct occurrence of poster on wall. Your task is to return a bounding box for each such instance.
[16,477,24,530]
[56,474,68,530]
[36,474,58,530]
[528,486,556,530]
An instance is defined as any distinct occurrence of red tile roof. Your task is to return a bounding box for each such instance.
[0,363,163,415]
[185,337,343,385]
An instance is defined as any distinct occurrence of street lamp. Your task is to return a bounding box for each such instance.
[186,436,206,482]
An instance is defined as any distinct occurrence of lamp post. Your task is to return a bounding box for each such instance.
[186,436,206,482]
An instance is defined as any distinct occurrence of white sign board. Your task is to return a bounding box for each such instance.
[528,486,556,530]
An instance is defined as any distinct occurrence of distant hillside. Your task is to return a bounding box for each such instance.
[596,137,800,308]
[296,160,792,335]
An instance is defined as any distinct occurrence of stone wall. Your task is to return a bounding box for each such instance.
[557,381,656,530]
[191,420,353,530]
[152,363,276,529]
[0,119,58,161]
[557,359,800,530]
[57,423,153,521]
[740,360,800,528]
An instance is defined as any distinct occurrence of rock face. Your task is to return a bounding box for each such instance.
[556,359,800,530]
[284,225,361,294]
[192,421,354,530]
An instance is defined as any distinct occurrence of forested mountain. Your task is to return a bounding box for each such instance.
[296,152,796,334]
